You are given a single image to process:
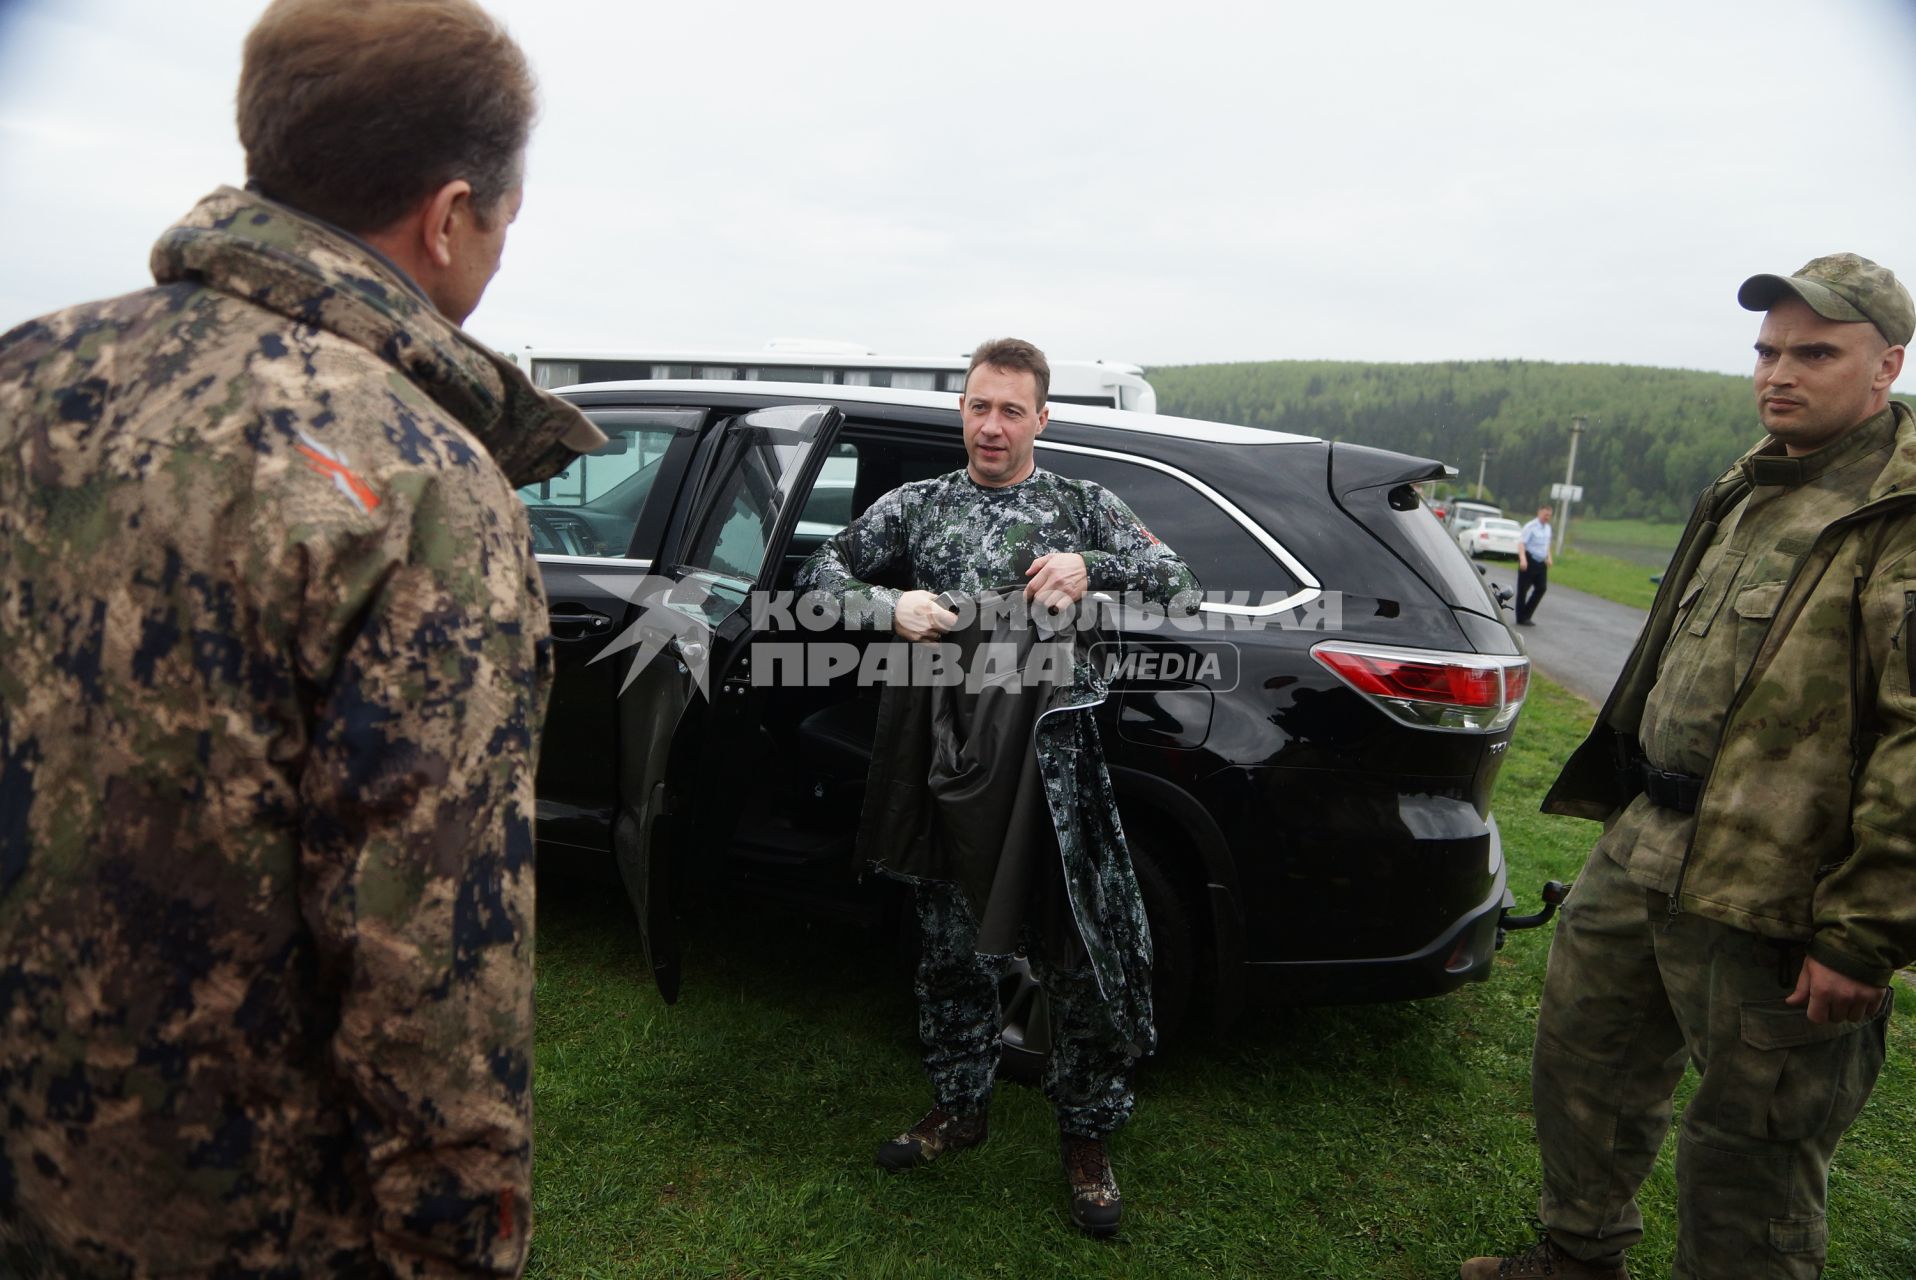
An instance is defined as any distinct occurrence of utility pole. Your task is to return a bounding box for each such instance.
[1555,416,1584,558]
[1475,447,1492,501]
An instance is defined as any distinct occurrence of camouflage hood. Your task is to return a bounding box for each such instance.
[151,186,603,485]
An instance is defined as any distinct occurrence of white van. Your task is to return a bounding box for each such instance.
[1444,499,1503,535]
[508,339,1157,413]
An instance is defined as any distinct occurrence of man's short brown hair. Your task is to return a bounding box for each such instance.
[238,0,536,233]
[966,337,1050,406]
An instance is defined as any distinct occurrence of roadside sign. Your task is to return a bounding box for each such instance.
[1550,483,1584,502]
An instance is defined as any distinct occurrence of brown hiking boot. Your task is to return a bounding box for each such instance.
[874,1106,987,1172]
[1060,1132,1121,1238]
[1460,1236,1628,1279]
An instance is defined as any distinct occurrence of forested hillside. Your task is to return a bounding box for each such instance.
[1147,360,1916,521]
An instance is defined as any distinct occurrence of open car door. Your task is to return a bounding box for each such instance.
[523,406,706,859]
[607,403,842,1002]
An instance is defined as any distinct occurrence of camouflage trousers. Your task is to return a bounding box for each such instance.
[912,878,1136,1139]
[1533,847,1889,1279]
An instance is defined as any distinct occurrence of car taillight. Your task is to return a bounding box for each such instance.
[1503,662,1529,704]
[1311,642,1529,732]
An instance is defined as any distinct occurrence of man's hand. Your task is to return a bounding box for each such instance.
[1786,955,1889,1024]
[1024,552,1088,613]
[1517,553,1528,571]
[893,589,958,643]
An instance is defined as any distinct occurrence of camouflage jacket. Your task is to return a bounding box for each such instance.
[794,465,1200,618]
[1545,403,1916,987]
[796,467,1198,1051]
[0,187,600,1277]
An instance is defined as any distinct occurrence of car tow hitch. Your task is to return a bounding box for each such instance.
[1496,880,1567,949]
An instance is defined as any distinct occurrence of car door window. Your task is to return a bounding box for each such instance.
[680,406,831,587]
[517,408,699,558]
[796,443,859,537]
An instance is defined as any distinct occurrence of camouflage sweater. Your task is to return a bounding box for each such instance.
[794,465,1200,621]
[0,188,600,1277]
[1545,403,1916,988]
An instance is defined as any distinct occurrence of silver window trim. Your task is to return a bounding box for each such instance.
[1035,440,1320,618]
[531,450,1321,620]
[534,554,655,569]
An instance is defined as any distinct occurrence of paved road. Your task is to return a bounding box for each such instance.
[1478,563,1649,707]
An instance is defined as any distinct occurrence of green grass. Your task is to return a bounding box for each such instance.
[1537,517,1681,611]
[1547,547,1665,611]
[528,677,1916,1277]
[1560,518,1685,551]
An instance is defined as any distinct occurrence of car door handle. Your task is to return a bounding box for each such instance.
[549,608,613,640]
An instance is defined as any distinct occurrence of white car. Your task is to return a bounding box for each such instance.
[1459,516,1523,559]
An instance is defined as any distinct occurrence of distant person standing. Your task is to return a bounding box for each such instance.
[0,1,601,1274]
[1463,253,1912,1279]
[1514,504,1553,625]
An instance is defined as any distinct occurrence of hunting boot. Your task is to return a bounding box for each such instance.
[1460,1237,1628,1279]
[874,1105,987,1172]
[1060,1132,1121,1238]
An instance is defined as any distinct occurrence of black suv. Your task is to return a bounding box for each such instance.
[522,382,1541,1038]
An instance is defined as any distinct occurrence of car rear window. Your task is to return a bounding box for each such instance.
[1041,450,1302,598]
[1396,499,1503,611]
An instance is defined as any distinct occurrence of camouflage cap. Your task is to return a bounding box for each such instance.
[1738,252,1914,347]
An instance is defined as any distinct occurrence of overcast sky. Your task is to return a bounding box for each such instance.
[3,0,1914,378]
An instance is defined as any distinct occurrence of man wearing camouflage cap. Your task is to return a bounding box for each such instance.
[1465,253,1913,1279]
[0,1,601,1274]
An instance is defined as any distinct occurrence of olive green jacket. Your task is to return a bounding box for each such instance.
[1545,402,1916,987]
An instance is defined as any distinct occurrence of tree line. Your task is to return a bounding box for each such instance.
[1146,359,1916,521]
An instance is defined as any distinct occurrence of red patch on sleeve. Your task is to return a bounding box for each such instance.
[295,442,382,514]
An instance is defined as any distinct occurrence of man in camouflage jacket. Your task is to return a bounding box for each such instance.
[1465,255,1914,1280]
[0,3,601,1275]
[796,338,1197,1236]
